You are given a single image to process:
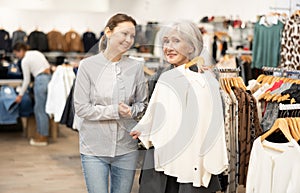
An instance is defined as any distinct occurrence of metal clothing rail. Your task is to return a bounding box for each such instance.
[262,66,283,72]
[262,66,300,79]
[226,50,252,56]
[279,103,300,110]
[215,67,241,73]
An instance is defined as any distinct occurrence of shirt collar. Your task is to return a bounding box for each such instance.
[173,64,206,87]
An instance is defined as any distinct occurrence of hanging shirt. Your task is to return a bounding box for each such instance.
[246,137,300,193]
[74,53,147,157]
[47,30,68,52]
[12,30,27,47]
[28,31,48,52]
[133,65,228,188]
[280,13,300,69]
[64,30,84,52]
[252,21,284,68]
[46,65,75,122]
[0,29,11,52]
[82,31,98,53]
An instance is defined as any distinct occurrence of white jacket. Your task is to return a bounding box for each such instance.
[133,65,228,187]
[46,65,75,122]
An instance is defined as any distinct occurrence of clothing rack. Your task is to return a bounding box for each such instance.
[262,66,283,72]
[215,67,241,79]
[284,69,300,79]
[215,67,241,73]
[279,103,300,110]
[226,50,252,56]
[261,66,300,78]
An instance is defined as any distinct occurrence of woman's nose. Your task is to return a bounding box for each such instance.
[125,35,132,42]
[164,43,174,50]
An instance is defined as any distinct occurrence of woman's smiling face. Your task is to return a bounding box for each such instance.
[162,30,193,67]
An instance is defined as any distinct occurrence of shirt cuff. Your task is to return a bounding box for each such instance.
[113,104,120,119]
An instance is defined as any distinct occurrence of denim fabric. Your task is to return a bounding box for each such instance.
[81,151,138,193]
[260,102,279,132]
[19,90,34,117]
[0,85,19,124]
[34,74,51,136]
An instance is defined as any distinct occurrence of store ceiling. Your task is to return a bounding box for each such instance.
[0,0,109,12]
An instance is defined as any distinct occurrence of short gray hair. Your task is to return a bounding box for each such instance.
[160,21,203,60]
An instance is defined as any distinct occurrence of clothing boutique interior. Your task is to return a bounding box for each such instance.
[1,0,300,193]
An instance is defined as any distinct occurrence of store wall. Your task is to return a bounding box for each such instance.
[0,0,296,36]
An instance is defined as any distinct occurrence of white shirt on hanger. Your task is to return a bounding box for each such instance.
[246,137,300,193]
[46,65,75,122]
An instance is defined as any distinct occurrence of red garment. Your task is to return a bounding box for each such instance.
[265,80,284,92]
[262,80,284,115]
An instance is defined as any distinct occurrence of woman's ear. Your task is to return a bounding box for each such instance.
[104,27,112,39]
[188,46,195,54]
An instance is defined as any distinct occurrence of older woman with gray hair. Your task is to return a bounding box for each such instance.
[131,21,227,193]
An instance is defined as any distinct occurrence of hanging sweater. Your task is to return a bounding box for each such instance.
[133,65,228,188]
[246,137,300,193]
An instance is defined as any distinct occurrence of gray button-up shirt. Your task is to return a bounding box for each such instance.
[74,53,147,157]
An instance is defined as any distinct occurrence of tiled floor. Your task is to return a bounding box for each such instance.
[0,125,245,193]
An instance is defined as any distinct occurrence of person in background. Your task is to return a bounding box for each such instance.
[74,13,147,193]
[12,43,51,146]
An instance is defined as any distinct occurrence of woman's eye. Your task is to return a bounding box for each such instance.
[173,39,180,43]
[163,39,169,44]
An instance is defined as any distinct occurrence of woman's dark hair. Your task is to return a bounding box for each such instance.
[13,43,29,51]
[99,13,137,51]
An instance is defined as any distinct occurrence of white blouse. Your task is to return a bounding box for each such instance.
[133,65,228,187]
[246,137,300,193]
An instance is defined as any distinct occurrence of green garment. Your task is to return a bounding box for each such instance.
[252,21,284,68]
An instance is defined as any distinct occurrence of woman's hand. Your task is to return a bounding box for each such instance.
[118,102,132,118]
[130,130,141,140]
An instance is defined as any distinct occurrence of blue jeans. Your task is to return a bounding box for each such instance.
[81,151,138,193]
[34,74,51,136]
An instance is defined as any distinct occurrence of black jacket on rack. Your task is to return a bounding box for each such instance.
[12,30,27,47]
[28,31,48,52]
[60,80,75,129]
[82,32,98,53]
[0,29,11,52]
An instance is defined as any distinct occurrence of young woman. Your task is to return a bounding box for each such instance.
[131,21,227,193]
[74,13,147,193]
[13,43,51,146]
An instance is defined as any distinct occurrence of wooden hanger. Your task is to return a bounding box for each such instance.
[257,74,266,83]
[287,118,296,139]
[291,118,300,140]
[277,94,290,103]
[184,56,204,69]
[261,118,293,142]
[220,78,231,94]
[295,118,300,136]
[143,66,155,76]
